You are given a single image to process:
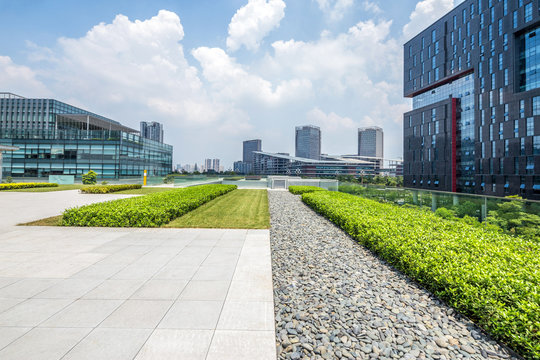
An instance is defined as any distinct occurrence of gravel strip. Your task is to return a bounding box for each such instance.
[269,191,518,360]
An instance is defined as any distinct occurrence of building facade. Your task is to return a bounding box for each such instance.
[140,121,164,143]
[403,0,540,199]
[243,139,262,165]
[0,93,172,179]
[358,127,384,158]
[295,125,321,160]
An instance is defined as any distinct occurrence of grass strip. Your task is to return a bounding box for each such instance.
[4,184,85,192]
[165,189,269,229]
[114,187,175,195]
[302,191,540,360]
[62,184,237,227]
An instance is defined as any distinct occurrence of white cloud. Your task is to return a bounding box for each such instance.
[315,0,354,22]
[0,55,51,97]
[403,0,464,40]
[362,1,382,14]
[307,107,357,131]
[192,46,311,106]
[226,0,286,52]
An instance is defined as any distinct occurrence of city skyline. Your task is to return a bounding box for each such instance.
[0,0,466,168]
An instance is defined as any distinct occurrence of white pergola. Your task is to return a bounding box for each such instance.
[0,145,19,182]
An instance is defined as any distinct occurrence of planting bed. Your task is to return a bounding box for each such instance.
[0,182,58,190]
[62,184,236,227]
[301,190,539,359]
[288,185,326,195]
[80,184,142,194]
[270,191,518,359]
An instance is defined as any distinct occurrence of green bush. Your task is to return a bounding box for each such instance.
[288,186,326,195]
[163,174,175,184]
[82,170,97,185]
[302,191,540,359]
[434,207,456,220]
[0,182,58,190]
[62,184,237,227]
[80,184,142,194]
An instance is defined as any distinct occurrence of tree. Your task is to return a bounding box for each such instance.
[486,199,540,242]
[82,170,97,185]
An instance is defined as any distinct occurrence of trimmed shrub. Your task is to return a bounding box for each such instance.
[302,191,540,360]
[62,184,237,227]
[288,186,326,195]
[0,182,58,190]
[80,184,142,194]
[82,170,97,185]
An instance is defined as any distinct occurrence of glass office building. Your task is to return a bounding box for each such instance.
[403,0,540,200]
[0,93,172,179]
[295,125,321,160]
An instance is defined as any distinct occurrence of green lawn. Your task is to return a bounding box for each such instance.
[5,184,86,192]
[164,189,269,229]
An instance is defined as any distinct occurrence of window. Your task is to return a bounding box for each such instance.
[515,157,520,174]
[503,33,508,51]
[432,29,436,43]
[500,158,504,174]
[513,11,518,28]
[504,69,509,86]
[520,99,525,118]
[503,0,508,15]
[533,96,540,115]
[525,2,533,22]
[505,139,509,156]
[500,122,504,139]
[498,19,503,36]
[527,117,534,136]
[515,119,520,138]
[526,156,535,174]
[498,53,503,70]
[521,137,526,155]
[518,27,540,91]
[534,135,540,154]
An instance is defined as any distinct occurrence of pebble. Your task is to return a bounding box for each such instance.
[269,191,518,360]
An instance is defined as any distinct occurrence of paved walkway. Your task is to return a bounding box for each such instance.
[0,191,276,360]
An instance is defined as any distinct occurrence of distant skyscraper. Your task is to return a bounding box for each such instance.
[243,139,262,165]
[204,158,220,172]
[358,127,383,158]
[212,159,220,173]
[295,125,321,160]
[140,121,164,143]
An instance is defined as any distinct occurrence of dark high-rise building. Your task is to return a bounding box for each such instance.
[140,121,164,143]
[243,139,262,165]
[403,0,540,199]
[295,125,321,160]
[358,127,384,158]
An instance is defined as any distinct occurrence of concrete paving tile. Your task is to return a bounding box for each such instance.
[192,265,236,281]
[226,280,274,302]
[0,298,72,326]
[62,328,151,360]
[0,278,20,290]
[0,278,58,298]
[178,280,230,301]
[83,279,146,299]
[69,263,127,279]
[111,263,163,280]
[0,327,31,350]
[0,327,91,360]
[134,329,213,360]
[158,300,223,330]
[33,278,103,299]
[0,298,25,313]
[39,299,123,328]
[217,301,275,331]
[131,280,188,300]
[206,330,277,360]
[100,300,173,329]
[153,265,199,280]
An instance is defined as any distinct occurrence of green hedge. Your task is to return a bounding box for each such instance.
[288,185,326,195]
[0,182,58,190]
[302,191,540,359]
[62,184,237,227]
[80,184,142,194]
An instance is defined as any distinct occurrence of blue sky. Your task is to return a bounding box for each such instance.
[0,0,462,168]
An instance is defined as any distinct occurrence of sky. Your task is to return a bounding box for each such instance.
[0,0,464,168]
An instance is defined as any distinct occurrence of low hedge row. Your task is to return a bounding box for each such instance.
[62,184,237,227]
[302,191,540,359]
[80,184,142,194]
[0,182,58,190]
[288,185,326,195]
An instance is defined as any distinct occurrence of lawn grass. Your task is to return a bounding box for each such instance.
[113,187,174,194]
[5,184,86,192]
[20,215,63,226]
[164,189,269,229]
